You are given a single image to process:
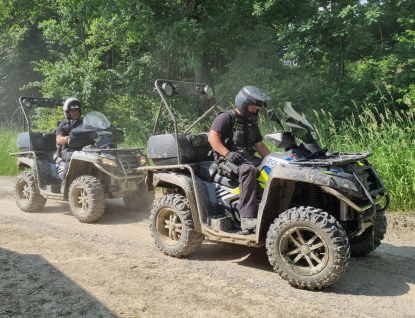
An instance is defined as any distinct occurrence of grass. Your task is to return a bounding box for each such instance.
[257,104,415,212]
[0,126,19,176]
[312,106,415,212]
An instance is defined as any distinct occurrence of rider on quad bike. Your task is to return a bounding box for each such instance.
[10,97,154,223]
[208,86,271,234]
[56,97,83,179]
[140,79,389,290]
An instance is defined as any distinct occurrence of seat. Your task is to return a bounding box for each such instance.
[148,132,213,166]
[192,161,217,182]
[192,161,239,188]
[213,174,239,188]
[186,133,212,162]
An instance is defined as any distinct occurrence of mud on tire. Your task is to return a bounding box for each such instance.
[350,212,387,257]
[123,181,155,212]
[149,194,204,257]
[15,170,47,212]
[266,206,350,290]
[68,176,106,223]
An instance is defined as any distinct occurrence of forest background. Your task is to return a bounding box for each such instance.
[0,0,415,211]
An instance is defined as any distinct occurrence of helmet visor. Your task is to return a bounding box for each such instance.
[241,86,271,107]
[246,99,266,107]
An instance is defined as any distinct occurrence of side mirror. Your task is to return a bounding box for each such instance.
[267,109,277,120]
[267,109,284,131]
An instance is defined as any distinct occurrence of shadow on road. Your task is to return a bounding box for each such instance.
[331,243,415,296]
[188,241,274,272]
[189,240,415,296]
[31,199,150,225]
[0,247,117,317]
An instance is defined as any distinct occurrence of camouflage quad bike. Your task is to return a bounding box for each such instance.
[10,97,154,222]
[140,80,390,290]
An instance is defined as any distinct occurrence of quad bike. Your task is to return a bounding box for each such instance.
[140,80,390,290]
[10,97,154,223]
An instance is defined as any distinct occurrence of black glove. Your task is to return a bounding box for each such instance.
[217,160,239,180]
[225,151,244,165]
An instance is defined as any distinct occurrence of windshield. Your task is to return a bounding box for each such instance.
[82,111,111,129]
[284,102,314,131]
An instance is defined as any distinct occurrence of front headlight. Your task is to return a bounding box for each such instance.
[101,157,117,167]
[139,155,148,166]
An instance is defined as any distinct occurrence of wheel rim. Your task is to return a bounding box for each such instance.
[279,226,329,276]
[17,179,31,204]
[72,187,89,214]
[156,208,183,245]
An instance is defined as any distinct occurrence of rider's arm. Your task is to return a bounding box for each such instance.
[208,130,230,156]
[56,121,69,145]
[56,135,69,145]
[254,141,271,158]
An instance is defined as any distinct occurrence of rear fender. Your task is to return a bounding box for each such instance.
[17,156,35,170]
[62,159,94,199]
[152,171,209,233]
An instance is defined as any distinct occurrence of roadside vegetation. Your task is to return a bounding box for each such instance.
[313,106,415,212]
[259,103,415,213]
[0,126,19,176]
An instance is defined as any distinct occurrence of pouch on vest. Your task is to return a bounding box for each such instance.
[232,129,245,149]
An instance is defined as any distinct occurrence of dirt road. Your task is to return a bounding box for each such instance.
[1,176,415,318]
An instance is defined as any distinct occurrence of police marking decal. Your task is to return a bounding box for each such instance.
[267,157,289,167]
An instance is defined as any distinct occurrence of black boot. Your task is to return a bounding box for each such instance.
[239,217,257,235]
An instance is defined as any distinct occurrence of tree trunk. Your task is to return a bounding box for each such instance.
[194,53,214,115]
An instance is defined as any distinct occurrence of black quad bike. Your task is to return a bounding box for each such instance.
[140,80,390,290]
[10,97,154,223]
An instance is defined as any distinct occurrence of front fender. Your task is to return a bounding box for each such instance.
[270,163,361,197]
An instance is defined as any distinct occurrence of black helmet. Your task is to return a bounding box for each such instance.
[235,86,271,124]
[63,97,81,120]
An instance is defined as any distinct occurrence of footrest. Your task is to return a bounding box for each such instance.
[209,216,232,232]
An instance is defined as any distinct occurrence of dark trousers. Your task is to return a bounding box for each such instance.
[239,156,262,218]
[238,162,257,218]
[61,148,76,176]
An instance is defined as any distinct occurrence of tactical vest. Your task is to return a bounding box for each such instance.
[220,109,257,158]
[58,119,83,150]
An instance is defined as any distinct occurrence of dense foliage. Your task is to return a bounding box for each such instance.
[1,0,414,132]
[1,0,415,210]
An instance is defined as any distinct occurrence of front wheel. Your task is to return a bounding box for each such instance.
[266,206,350,290]
[68,176,106,223]
[15,170,47,212]
[149,194,204,257]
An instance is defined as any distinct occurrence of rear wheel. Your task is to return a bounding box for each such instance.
[69,176,106,223]
[350,212,387,257]
[149,194,204,257]
[15,170,47,212]
[266,206,350,290]
[123,181,155,212]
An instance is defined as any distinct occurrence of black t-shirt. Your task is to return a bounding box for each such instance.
[56,119,83,137]
[56,119,83,149]
[211,112,263,145]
